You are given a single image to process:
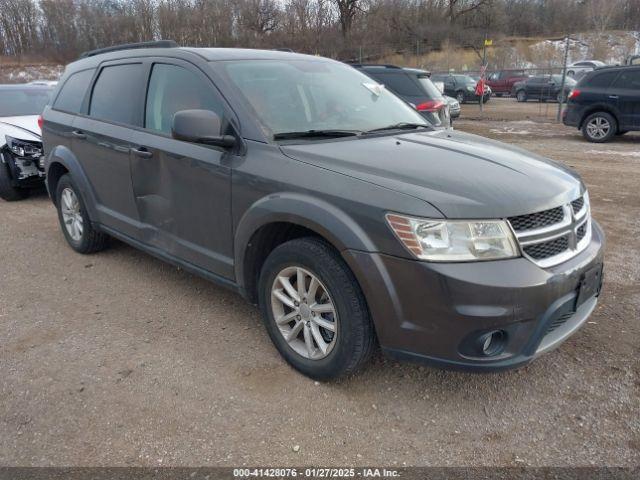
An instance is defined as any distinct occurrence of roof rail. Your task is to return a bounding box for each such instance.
[79,40,178,59]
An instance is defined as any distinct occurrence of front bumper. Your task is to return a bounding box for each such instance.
[343,220,605,371]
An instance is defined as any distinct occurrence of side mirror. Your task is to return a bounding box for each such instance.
[171,109,236,148]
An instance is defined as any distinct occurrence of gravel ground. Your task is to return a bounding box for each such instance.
[1,99,638,467]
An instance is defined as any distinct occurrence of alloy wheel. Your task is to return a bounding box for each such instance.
[586,116,611,140]
[270,266,338,360]
[60,187,83,241]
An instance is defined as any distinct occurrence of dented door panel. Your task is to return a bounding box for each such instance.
[130,130,234,279]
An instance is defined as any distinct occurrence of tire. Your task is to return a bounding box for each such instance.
[567,70,575,77]
[455,91,465,103]
[0,160,28,201]
[516,90,527,102]
[258,237,375,380]
[581,112,617,143]
[616,130,628,136]
[556,92,565,103]
[55,174,109,254]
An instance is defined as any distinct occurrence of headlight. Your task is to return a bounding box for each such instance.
[386,213,520,262]
[467,86,475,92]
[5,135,42,158]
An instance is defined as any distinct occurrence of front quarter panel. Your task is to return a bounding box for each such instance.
[232,141,443,289]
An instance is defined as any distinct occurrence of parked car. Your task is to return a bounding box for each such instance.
[626,55,640,66]
[512,74,576,102]
[567,60,606,79]
[43,42,604,379]
[0,83,53,201]
[352,64,451,128]
[563,65,640,142]
[430,73,491,104]
[445,95,460,122]
[486,69,529,96]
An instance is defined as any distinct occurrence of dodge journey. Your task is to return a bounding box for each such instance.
[42,41,604,379]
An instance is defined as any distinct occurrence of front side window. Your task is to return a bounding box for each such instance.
[53,69,94,114]
[89,64,145,125]
[220,60,428,136]
[0,87,52,116]
[145,64,223,134]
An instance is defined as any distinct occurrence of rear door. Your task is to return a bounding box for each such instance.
[129,59,234,278]
[609,68,640,129]
[72,62,146,238]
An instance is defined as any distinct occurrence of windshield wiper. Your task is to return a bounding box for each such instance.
[273,129,362,140]
[365,122,430,134]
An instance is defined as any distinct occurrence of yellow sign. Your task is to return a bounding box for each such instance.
[484,39,493,46]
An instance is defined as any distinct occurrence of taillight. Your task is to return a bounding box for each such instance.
[416,100,445,112]
[37,115,43,130]
[568,89,581,100]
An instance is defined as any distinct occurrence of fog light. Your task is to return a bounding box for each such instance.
[479,330,506,356]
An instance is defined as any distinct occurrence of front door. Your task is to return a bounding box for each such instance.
[130,60,234,279]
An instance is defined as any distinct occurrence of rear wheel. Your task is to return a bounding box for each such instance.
[516,90,527,102]
[582,112,617,143]
[258,237,375,380]
[0,161,28,201]
[55,174,109,253]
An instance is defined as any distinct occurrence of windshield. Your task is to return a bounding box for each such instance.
[219,60,429,137]
[0,87,52,117]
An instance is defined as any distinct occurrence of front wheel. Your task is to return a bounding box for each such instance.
[258,237,375,380]
[516,90,527,102]
[455,91,465,103]
[55,174,109,253]
[582,112,617,143]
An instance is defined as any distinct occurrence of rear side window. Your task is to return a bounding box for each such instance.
[370,73,422,96]
[53,69,94,113]
[145,63,223,134]
[89,64,145,125]
[612,69,640,90]
[585,71,618,88]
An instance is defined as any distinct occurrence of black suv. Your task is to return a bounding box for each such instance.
[352,65,451,127]
[513,75,576,103]
[430,73,491,104]
[563,65,640,142]
[42,42,604,379]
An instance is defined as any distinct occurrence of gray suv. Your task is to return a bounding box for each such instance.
[42,42,604,380]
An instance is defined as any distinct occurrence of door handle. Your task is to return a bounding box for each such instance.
[131,147,153,159]
[72,130,86,139]
[609,95,619,99]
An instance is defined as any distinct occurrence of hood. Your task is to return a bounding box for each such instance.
[281,129,583,219]
[0,115,41,146]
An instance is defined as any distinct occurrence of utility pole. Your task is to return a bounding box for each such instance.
[557,36,570,122]
[480,35,489,114]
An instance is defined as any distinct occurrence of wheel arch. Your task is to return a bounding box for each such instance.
[578,105,620,129]
[234,193,377,304]
[45,145,98,221]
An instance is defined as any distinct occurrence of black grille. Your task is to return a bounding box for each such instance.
[546,311,574,334]
[508,206,565,232]
[523,235,569,260]
[571,197,584,214]
[577,222,587,241]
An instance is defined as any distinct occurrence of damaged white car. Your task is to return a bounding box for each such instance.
[0,84,53,201]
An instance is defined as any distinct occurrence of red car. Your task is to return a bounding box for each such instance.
[486,69,529,96]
